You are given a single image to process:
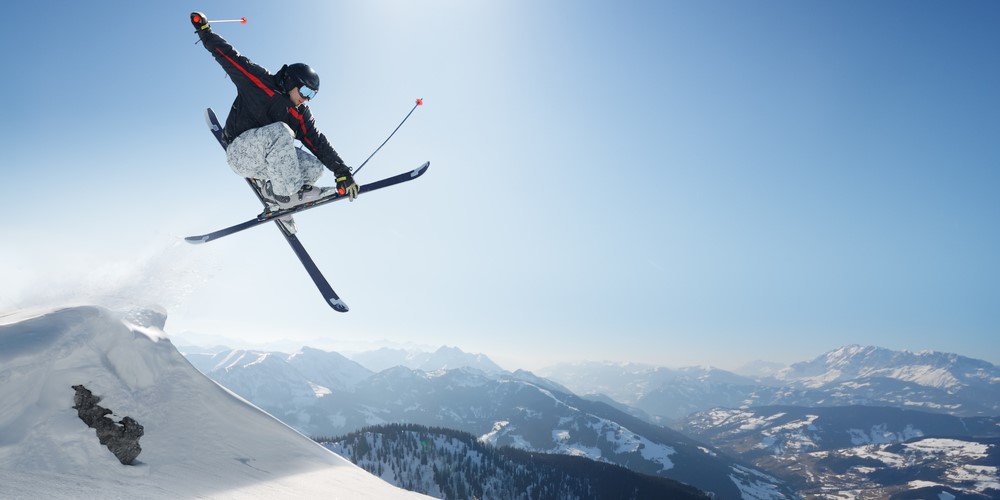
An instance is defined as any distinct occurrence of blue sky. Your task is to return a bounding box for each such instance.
[2,1,998,371]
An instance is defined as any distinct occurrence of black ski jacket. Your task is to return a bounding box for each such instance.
[197,29,350,177]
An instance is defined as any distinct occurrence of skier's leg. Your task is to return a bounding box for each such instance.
[226,122,312,197]
[295,147,326,187]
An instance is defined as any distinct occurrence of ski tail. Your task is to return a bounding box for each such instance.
[282,230,349,312]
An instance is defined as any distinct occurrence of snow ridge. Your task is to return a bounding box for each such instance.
[0,306,425,499]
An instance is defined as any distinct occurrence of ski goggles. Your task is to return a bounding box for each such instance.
[299,85,318,100]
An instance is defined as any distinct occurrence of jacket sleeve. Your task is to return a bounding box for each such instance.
[289,106,351,177]
[198,30,277,96]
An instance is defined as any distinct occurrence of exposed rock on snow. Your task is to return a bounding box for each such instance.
[71,384,144,465]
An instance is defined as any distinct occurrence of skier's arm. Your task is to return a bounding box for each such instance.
[289,107,358,199]
[191,14,275,95]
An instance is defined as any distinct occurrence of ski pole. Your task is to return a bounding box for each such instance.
[192,15,247,44]
[353,98,424,177]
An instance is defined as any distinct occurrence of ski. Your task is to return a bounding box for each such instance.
[195,108,357,311]
[184,162,429,244]
[279,221,349,312]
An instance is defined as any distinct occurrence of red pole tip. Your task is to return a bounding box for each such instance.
[416,98,423,106]
[240,17,247,24]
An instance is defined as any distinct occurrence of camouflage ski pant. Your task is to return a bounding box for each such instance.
[225,122,325,197]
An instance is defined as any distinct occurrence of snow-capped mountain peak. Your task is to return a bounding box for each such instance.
[419,345,504,372]
[777,344,1000,392]
[346,345,505,374]
[286,346,372,391]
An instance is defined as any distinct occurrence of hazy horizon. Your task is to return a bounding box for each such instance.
[166,317,994,375]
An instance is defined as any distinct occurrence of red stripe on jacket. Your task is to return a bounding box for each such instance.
[215,48,275,97]
[287,107,315,150]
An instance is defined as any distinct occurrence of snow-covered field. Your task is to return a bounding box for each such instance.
[0,306,427,499]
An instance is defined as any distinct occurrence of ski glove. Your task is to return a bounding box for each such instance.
[190,12,211,32]
[336,172,359,202]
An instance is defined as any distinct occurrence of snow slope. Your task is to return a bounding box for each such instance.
[0,306,426,499]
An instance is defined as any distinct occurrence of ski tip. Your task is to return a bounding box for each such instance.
[411,161,430,178]
[206,109,224,134]
[329,298,349,313]
[185,235,210,245]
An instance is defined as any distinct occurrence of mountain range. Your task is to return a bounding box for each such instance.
[185,346,795,498]
[181,340,1000,498]
[539,344,1000,423]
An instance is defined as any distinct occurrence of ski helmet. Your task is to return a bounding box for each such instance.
[278,63,320,95]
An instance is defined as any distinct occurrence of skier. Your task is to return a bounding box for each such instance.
[190,12,358,233]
